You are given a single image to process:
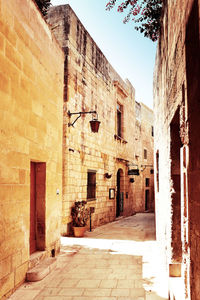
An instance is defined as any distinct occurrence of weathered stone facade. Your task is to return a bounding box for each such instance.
[0,0,64,298]
[154,0,200,299]
[47,5,154,235]
[134,102,154,212]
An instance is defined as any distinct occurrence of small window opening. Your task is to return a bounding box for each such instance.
[144,149,147,159]
[151,126,154,137]
[87,171,96,200]
[117,103,123,137]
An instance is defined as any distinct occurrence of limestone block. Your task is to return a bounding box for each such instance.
[0,71,10,94]
[5,41,22,70]
[0,256,12,280]
[14,262,28,286]
[0,272,14,299]
[11,252,22,270]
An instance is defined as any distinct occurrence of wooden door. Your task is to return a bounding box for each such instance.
[116,170,121,217]
[120,192,124,213]
[145,189,150,211]
[30,162,36,254]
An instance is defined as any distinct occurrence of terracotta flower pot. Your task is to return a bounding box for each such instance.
[73,226,86,237]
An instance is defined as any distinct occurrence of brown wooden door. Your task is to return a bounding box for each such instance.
[30,162,36,254]
[145,189,150,211]
[116,170,121,217]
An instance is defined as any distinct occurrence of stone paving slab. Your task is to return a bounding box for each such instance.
[8,213,168,300]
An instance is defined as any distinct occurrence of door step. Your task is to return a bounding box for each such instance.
[29,251,47,269]
[26,257,57,282]
[115,216,124,221]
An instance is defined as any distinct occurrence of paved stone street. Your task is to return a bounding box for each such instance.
[8,213,168,300]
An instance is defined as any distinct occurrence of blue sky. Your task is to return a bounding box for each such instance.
[51,0,157,109]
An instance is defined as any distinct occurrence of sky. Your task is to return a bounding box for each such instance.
[51,0,157,109]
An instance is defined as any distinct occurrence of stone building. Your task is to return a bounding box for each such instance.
[0,0,64,298]
[134,102,154,212]
[47,5,154,235]
[0,1,155,298]
[154,0,200,298]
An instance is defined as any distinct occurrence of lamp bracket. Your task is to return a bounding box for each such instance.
[68,110,97,127]
[140,164,153,172]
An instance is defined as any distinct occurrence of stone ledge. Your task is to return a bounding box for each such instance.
[28,251,47,269]
[26,258,57,282]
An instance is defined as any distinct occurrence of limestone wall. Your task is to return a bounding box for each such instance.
[47,5,154,234]
[154,0,200,298]
[133,102,154,212]
[0,0,64,298]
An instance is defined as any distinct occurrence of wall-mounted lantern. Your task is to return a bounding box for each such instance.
[89,114,101,133]
[68,110,101,133]
[105,173,112,179]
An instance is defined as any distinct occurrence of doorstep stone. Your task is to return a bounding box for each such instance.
[28,251,47,269]
[26,257,57,282]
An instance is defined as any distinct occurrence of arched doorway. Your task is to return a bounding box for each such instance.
[116,169,124,217]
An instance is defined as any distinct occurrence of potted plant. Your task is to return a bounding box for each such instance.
[71,201,89,237]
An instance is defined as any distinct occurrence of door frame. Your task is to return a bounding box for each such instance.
[30,161,46,254]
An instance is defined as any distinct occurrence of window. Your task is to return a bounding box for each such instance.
[117,103,123,137]
[151,126,154,137]
[145,178,150,187]
[135,102,141,122]
[87,171,96,200]
[156,150,159,192]
[144,149,147,159]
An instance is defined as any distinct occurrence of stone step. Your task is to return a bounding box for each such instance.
[29,251,47,269]
[26,257,57,282]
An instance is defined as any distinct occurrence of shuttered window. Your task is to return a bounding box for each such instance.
[144,149,147,159]
[117,103,123,137]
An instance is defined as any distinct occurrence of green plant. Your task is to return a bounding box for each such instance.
[106,0,163,41]
[71,201,90,227]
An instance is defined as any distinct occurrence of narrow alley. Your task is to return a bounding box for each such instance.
[1,0,200,299]
[8,214,168,300]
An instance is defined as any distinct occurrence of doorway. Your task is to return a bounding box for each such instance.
[145,189,150,211]
[185,0,200,295]
[116,169,123,217]
[30,162,46,254]
[30,162,36,254]
[170,109,182,262]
